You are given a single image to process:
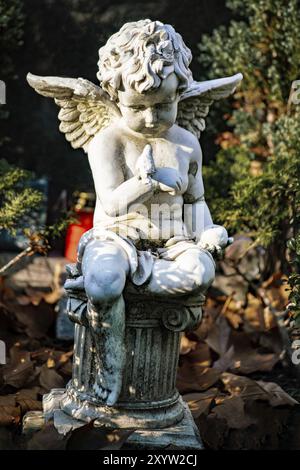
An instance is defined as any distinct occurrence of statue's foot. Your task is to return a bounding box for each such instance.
[93,382,108,401]
[93,372,122,407]
[106,387,120,407]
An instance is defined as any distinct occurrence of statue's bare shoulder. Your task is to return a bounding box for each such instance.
[87,125,126,190]
[88,125,123,161]
[171,124,202,166]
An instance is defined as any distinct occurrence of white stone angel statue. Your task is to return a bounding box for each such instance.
[27,19,242,407]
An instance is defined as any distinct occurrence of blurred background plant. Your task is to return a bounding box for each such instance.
[199,0,300,279]
[287,236,300,330]
[0,0,73,274]
[0,0,44,259]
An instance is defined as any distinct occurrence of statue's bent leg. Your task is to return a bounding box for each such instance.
[147,248,215,296]
[81,239,129,406]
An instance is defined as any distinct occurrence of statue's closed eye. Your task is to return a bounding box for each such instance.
[130,105,146,111]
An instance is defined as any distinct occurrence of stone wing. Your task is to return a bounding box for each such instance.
[27,73,120,153]
[176,73,243,139]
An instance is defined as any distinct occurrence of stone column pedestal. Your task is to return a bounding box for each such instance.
[34,280,205,449]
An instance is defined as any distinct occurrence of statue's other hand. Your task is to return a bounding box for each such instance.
[198,224,233,255]
[64,275,85,291]
[152,167,183,195]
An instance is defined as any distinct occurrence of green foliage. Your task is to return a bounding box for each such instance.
[199,0,300,264]
[287,236,300,326]
[0,0,72,249]
[0,2,43,238]
[0,159,43,234]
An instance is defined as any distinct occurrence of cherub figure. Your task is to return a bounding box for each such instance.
[27,19,242,407]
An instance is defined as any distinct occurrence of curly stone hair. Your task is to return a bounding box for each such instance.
[97,19,193,101]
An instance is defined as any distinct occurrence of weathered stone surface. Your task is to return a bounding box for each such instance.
[55,296,74,340]
[59,290,203,428]
[23,401,203,450]
[43,388,66,421]
[126,402,203,450]
[22,411,45,436]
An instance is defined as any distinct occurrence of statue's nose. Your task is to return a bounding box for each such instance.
[144,108,158,127]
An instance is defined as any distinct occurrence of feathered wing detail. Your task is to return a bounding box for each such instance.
[27,73,121,153]
[176,73,243,138]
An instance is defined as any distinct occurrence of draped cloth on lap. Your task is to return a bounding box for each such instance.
[75,216,216,287]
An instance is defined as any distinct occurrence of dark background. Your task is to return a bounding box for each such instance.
[3,0,232,211]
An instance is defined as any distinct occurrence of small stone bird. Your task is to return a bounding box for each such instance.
[135,144,156,182]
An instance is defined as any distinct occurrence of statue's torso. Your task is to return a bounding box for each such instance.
[93,124,196,244]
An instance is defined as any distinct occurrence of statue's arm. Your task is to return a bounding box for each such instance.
[183,138,213,241]
[88,131,155,217]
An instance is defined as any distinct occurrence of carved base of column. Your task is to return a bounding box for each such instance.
[57,386,184,429]
[125,403,203,450]
[24,391,203,450]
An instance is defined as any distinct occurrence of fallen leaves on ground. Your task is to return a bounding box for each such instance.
[179,267,300,449]
[183,372,298,449]
[0,252,298,450]
[27,420,133,450]
[0,304,72,429]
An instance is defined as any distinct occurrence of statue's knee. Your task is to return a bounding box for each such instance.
[195,252,215,289]
[84,269,126,304]
[182,251,215,290]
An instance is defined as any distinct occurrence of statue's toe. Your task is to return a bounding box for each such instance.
[93,382,108,401]
[106,388,119,407]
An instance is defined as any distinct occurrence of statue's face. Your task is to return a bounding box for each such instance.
[117,73,179,135]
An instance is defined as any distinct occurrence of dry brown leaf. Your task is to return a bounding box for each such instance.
[0,405,21,426]
[244,293,266,331]
[256,381,298,407]
[16,387,40,401]
[57,350,73,365]
[66,422,132,450]
[39,364,65,391]
[193,298,222,340]
[16,398,42,415]
[27,421,67,450]
[263,306,278,330]
[46,358,56,369]
[260,274,289,311]
[9,301,56,338]
[180,334,197,355]
[183,341,212,367]
[183,389,219,418]
[221,373,297,408]
[224,310,244,329]
[221,372,266,400]
[3,362,36,389]
[231,350,279,374]
[0,395,16,407]
[213,345,235,372]
[0,394,21,426]
[209,396,257,429]
[228,331,280,374]
[205,315,231,355]
[177,364,220,394]
[58,360,73,378]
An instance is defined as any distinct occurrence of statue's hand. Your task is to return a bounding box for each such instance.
[197,224,233,257]
[136,145,182,195]
[152,167,183,195]
[64,276,85,291]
